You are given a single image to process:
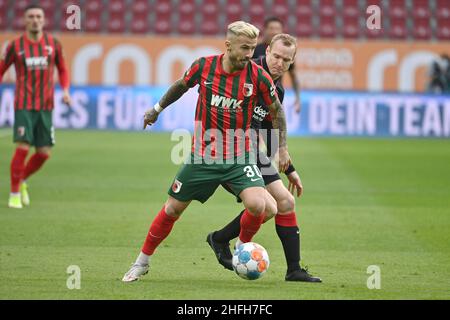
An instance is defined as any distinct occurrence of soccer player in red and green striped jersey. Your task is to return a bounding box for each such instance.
[123,21,291,282]
[0,4,71,209]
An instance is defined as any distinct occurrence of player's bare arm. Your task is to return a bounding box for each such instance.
[62,88,72,106]
[289,68,301,114]
[143,78,189,129]
[268,97,291,172]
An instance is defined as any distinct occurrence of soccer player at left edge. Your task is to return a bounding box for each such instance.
[0,4,72,208]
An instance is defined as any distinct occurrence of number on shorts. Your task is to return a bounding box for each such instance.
[243,165,262,178]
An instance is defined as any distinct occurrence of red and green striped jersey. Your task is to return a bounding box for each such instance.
[183,54,278,160]
[0,33,69,111]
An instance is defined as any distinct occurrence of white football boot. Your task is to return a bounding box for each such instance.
[122,263,149,282]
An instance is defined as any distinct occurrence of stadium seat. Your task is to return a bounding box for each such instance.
[200,17,221,36]
[176,0,197,35]
[436,17,450,40]
[154,19,172,35]
[294,16,314,38]
[319,16,337,38]
[132,0,150,14]
[13,0,30,12]
[412,17,432,40]
[85,16,103,33]
[107,12,126,33]
[201,0,220,16]
[389,17,407,39]
[389,0,407,19]
[0,0,9,11]
[179,0,196,15]
[341,0,360,18]
[341,16,361,39]
[44,17,56,31]
[412,0,431,19]
[177,18,196,35]
[108,0,126,14]
[248,0,266,30]
[269,0,291,22]
[319,0,337,17]
[13,0,31,19]
[247,0,266,25]
[86,0,103,14]
[130,15,150,34]
[436,0,450,20]
[12,17,25,31]
[39,0,56,17]
[0,10,8,30]
[225,0,245,26]
[296,0,313,18]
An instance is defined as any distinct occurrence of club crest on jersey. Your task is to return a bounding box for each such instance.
[243,83,253,97]
[45,45,53,56]
[171,179,183,193]
[17,126,25,137]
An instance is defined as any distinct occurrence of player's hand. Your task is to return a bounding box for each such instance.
[143,107,159,129]
[62,89,72,107]
[278,147,291,173]
[293,97,301,114]
[287,170,303,197]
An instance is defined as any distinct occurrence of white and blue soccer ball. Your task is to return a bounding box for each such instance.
[232,242,270,280]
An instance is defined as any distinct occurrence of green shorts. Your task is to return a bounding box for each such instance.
[168,161,265,203]
[13,109,55,147]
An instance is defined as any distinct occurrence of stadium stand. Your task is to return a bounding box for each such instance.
[0,0,447,40]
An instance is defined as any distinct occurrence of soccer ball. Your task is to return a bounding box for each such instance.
[232,242,270,280]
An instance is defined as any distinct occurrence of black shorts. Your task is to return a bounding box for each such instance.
[221,151,280,202]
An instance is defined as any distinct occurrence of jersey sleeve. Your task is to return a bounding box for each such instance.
[183,58,202,88]
[54,38,70,90]
[0,41,16,83]
[257,67,278,106]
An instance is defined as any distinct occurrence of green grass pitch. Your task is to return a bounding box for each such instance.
[1,129,449,299]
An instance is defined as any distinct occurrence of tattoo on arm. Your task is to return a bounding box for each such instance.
[158,79,189,110]
[268,98,287,148]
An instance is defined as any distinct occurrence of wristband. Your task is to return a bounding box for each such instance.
[154,102,163,113]
[284,163,296,175]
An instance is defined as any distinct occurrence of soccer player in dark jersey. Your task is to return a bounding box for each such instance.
[122,21,291,282]
[207,34,321,282]
[253,16,302,114]
[0,4,71,209]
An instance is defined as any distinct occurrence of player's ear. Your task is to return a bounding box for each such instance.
[225,40,232,52]
[265,45,270,56]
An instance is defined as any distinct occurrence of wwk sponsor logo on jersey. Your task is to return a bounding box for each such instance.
[25,56,48,69]
[211,94,242,110]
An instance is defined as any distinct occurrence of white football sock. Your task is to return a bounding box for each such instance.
[135,252,151,266]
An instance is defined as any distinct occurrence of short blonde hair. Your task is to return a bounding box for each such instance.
[269,33,297,50]
[227,21,259,39]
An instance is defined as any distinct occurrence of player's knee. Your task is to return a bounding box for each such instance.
[245,199,266,216]
[164,198,187,217]
[265,195,278,217]
[277,192,295,214]
[36,147,51,156]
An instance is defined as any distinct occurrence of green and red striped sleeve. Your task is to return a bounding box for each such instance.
[54,38,69,90]
[0,41,16,82]
[183,58,203,88]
